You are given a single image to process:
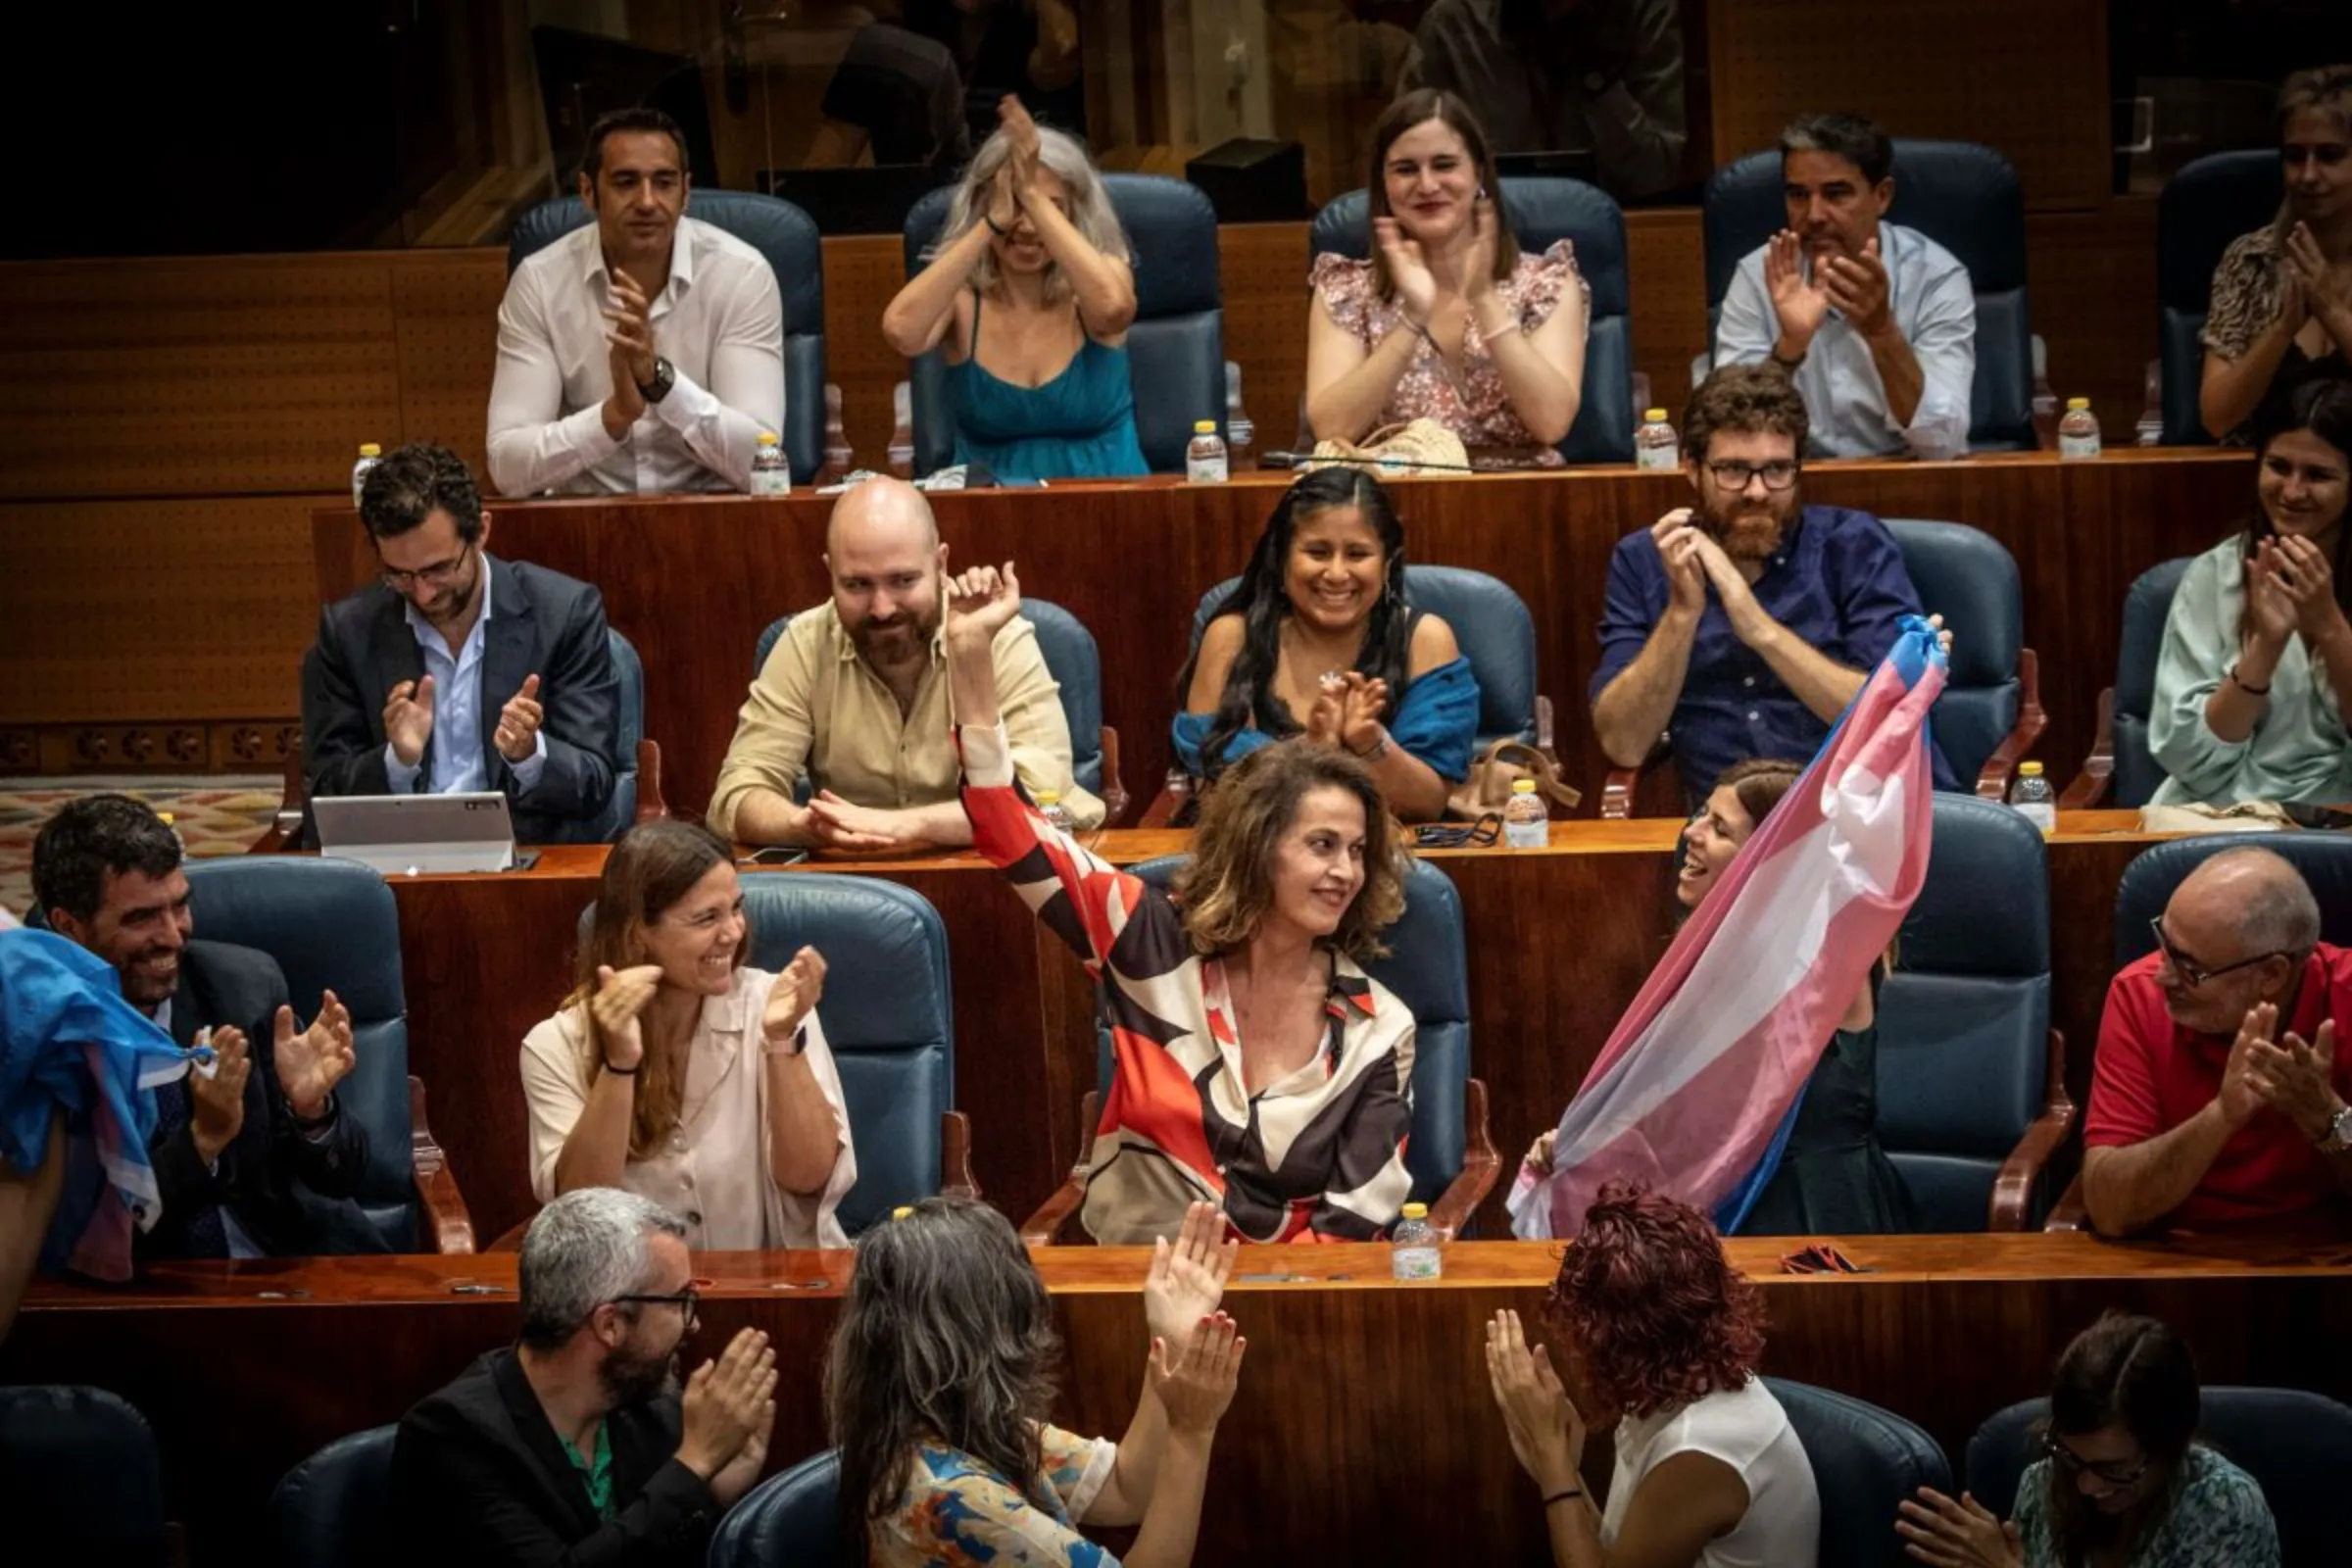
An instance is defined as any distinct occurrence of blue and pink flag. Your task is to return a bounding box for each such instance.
[1510,617,1947,1240]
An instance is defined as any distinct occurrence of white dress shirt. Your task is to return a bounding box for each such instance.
[1715,220,1976,461]
[487,214,786,496]
[384,564,546,796]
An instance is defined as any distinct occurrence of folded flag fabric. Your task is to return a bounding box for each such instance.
[1510,616,1946,1240]
[0,929,192,1280]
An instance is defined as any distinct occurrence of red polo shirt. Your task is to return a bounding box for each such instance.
[2084,943,2352,1229]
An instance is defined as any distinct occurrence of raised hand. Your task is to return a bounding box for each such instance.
[2270,534,2347,645]
[1823,235,1894,338]
[590,963,665,1072]
[1484,1308,1584,1492]
[1521,1128,1557,1176]
[2218,1002,2277,1128]
[1373,216,1440,329]
[944,561,1023,646]
[494,673,544,763]
[1894,1488,2024,1568]
[1149,1312,1247,1437]
[190,1027,252,1163]
[2245,547,2298,650]
[1689,534,1770,644]
[762,946,826,1047]
[1336,672,1391,755]
[1304,673,1346,746]
[1763,230,1830,351]
[1143,1200,1239,1348]
[604,269,658,388]
[2250,1018,2340,1141]
[1651,509,1707,619]
[998,95,1043,192]
[273,991,356,1120]
[383,676,436,768]
[679,1327,777,1482]
[2284,222,2350,323]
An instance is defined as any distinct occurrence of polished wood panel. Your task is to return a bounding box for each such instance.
[10,1233,2345,1566]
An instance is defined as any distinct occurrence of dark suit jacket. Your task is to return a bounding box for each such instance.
[146,940,372,1259]
[390,1347,721,1568]
[300,554,620,845]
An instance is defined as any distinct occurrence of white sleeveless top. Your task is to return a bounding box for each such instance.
[1601,1378,1821,1568]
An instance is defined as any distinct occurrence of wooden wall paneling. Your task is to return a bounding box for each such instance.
[389,251,507,479]
[1218,222,1315,452]
[1626,210,1710,417]
[2026,200,2163,447]
[816,233,910,470]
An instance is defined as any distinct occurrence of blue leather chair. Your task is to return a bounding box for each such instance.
[182,857,474,1252]
[0,1386,170,1564]
[1305,177,1636,463]
[2061,557,2193,809]
[1702,140,2034,452]
[1966,1389,2351,1566]
[2158,151,2283,444]
[709,1449,846,1566]
[572,626,669,844]
[754,596,1121,819]
[508,191,827,484]
[2110,834,2352,968]
[269,1425,396,1568]
[1878,796,2075,1231]
[1764,1379,1952,1568]
[1020,855,1499,1243]
[902,175,1224,475]
[1884,519,2043,799]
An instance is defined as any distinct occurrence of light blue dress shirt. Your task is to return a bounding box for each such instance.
[383,566,547,796]
[1715,220,1976,461]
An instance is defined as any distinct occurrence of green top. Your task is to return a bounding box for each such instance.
[560,1420,616,1522]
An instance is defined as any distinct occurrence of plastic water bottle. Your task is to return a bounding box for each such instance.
[1224,362,1255,470]
[2057,398,2101,461]
[750,431,792,496]
[1186,419,1229,483]
[888,382,915,479]
[1634,408,1679,471]
[1391,1201,1441,1280]
[1502,777,1548,848]
[351,443,381,507]
[2009,761,2057,836]
[1037,791,1072,835]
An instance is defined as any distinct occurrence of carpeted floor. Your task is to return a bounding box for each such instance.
[0,776,280,917]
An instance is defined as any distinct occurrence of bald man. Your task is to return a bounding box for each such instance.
[2082,848,2352,1237]
[710,477,1100,850]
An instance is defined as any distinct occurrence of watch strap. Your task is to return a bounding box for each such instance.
[637,356,675,404]
[2320,1104,2352,1154]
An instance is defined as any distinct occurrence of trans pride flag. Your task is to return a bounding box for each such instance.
[1510,618,1946,1240]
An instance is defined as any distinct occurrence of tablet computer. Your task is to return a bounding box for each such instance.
[312,792,517,876]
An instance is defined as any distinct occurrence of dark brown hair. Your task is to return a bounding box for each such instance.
[2039,1312,2202,1565]
[360,441,484,545]
[1683,365,1810,466]
[1714,758,1802,830]
[1363,89,1518,301]
[579,106,689,183]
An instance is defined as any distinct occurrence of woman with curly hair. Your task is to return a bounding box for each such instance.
[1486,1182,1821,1567]
[827,1198,1248,1567]
[951,558,1420,1245]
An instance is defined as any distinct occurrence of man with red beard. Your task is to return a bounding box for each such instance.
[1591,364,1953,800]
[710,475,1098,851]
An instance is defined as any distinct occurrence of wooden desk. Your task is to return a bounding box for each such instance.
[9,1233,2344,1566]
[312,450,2250,822]
[384,812,2161,1243]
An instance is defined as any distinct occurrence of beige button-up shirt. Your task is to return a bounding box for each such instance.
[708,601,1102,839]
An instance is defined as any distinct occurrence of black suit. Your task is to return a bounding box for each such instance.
[390,1348,721,1567]
[147,940,371,1258]
[300,553,621,845]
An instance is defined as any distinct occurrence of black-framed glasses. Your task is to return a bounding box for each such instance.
[611,1283,702,1327]
[1703,460,1801,492]
[1415,813,1501,849]
[2041,1432,2149,1486]
[2147,917,2292,990]
[379,542,474,590]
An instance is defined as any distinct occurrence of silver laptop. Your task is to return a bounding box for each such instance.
[312,792,516,876]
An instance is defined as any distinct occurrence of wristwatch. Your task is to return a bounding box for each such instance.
[636,355,675,405]
[2320,1102,2352,1155]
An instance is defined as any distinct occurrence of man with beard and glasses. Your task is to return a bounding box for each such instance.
[1591,365,1954,800]
[30,795,369,1259]
[1713,112,1975,462]
[391,1189,778,1564]
[709,475,1098,851]
[302,442,622,845]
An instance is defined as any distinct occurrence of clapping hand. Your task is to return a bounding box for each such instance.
[1485,1308,1584,1492]
[1688,533,1771,644]
[383,676,436,768]
[604,269,658,390]
[273,991,356,1121]
[494,673,544,763]
[590,963,664,1072]
[189,1027,252,1162]
[998,96,1043,198]
[1896,1488,2023,1567]
[2247,1017,2340,1142]
[680,1328,778,1499]
[762,946,826,1047]
[1143,1200,1239,1349]
[1148,1312,1247,1437]
[1822,236,1894,338]
[1334,671,1391,756]
[2260,534,2346,646]
[1651,510,1706,619]
[1763,230,1830,351]
[2245,548,2299,650]
[2284,222,2349,324]
[1373,216,1441,329]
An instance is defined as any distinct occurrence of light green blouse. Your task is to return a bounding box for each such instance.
[2149,536,2352,807]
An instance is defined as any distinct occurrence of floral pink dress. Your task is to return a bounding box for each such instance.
[1310,240,1591,459]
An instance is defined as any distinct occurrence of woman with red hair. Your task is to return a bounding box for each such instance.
[1485,1183,1820,1567]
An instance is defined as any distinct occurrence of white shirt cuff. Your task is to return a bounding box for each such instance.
[509,730,549,793]
[384,746,421,793]
[958,720,1015,789]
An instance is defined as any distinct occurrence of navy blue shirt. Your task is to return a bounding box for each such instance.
[1591,505,1956,797]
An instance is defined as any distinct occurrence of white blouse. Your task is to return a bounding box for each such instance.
[520,966,858,1250]
[1602,1377,1821,1568]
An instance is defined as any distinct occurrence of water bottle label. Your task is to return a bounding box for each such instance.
[1504,818,1547,849]
[1635,443,1679,472]
[1392,1246,1442,1281]
[1186,455,1229,483]
[750,469,792,497]
[2058,433,2100,460]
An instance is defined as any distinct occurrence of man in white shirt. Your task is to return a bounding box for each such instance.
[487,108,786,496]
[1714,112,1975,462]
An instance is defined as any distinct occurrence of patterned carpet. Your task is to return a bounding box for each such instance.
[0,777,280,919]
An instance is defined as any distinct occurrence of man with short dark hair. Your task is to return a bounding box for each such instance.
[1590,365,1951,798]
[31,795,368,1258]
[1713,111,1975,461]
[488,106,785,496]
[390,1189,778,1565]
[2083,849,2352,1236]
[302,442,621,844]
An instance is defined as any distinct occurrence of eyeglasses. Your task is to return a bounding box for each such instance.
[2147,917,2293,990]
[2041,1433,2149,1486]
[379,543,473,590]
[1704,460,1801,492]
[611,1283,702,1327]
[1414,813,1501,849]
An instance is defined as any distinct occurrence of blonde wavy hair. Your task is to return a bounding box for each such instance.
[934,122,1130,303]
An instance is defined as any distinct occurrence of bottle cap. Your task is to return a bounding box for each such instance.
[1643,408,1667,421]
[1036,791,1061,806]
[359,443,381,457]
[892,1205,914,1220]
[1512,778,1537,793]
[2020,760,2044,776]
[2065,397,2090,411]
[1194,419,1216,433]
[757,429,780,446]
[1399,1202,1429,1220]
[158,811,175,824]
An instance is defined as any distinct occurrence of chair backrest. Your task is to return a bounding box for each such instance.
[2158,151,2283,445]
[2112,834,2352,971]
[508,192,827,482]
[1876,796,2052,1230]
[753,598,1104,797]
[708,1449,846,1566]
[0,1385,169,1563]
[1110,856,1471,1209]
[1702,140,2033,450]
[1305,177,1635,463]
[1883,518,2024,790]
[903,174,1225,474]
[2110,556,2195,808]
[269,1424,397,1568]
[1190,565,1535,748]
[1764,1377,1953,1568]
[1966,1388,2351,1565]
[183,858,416,1250]
[571,626,644,844]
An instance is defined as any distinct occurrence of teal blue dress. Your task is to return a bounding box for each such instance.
[946,291,1150,481]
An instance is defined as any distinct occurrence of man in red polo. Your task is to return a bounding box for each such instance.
[2083,848,2352,1235]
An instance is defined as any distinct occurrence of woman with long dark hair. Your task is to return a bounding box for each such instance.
[2151,375,2352,806]
[1896,1312,2279,1566]
[827,1197,1246,1567]
[1176,466,1478,822]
